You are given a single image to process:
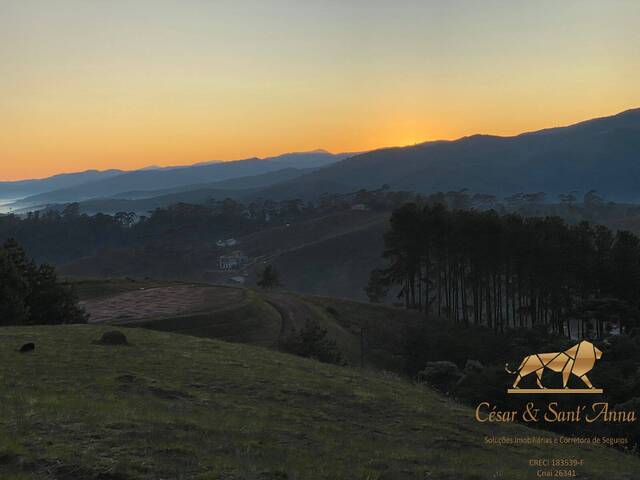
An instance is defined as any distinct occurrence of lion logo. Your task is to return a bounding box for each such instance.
[505,340,603,393]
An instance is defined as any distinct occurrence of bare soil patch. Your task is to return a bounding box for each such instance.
[81,285,244,323]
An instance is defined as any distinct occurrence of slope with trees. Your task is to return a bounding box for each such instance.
[369,203,640,337]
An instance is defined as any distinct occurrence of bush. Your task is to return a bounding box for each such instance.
[404,322,506,375]
[280,320,343,365]
[417,361,462,392]
[257,264,281,289]
[454,366,510,405]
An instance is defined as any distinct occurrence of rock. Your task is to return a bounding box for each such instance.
[94,330,128,346]
[463,359,484,375]
[18,342,35,353]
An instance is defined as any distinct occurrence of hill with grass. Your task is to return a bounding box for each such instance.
[1,324,639,479]
[74,279,412,371]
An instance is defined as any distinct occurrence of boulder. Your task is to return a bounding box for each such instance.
[19,342,35,353]
[94,330,128,346]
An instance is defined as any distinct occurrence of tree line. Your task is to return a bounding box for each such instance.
[3,185,634,268]
[368,203,640,338]
[0,189,416,266]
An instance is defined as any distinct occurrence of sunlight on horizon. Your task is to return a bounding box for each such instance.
[1,0,639,181]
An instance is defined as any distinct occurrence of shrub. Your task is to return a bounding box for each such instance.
[417,361,462,392]
[0,239,86,325]
[280,320,343,365]
[257,264,281,289]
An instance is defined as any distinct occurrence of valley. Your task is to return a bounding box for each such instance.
[2,4,639,478]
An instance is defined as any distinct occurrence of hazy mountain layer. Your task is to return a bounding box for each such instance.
[0,169,123,198]
[7,150,352,207]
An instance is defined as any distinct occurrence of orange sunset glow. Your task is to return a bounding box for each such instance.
[1,0,639,181]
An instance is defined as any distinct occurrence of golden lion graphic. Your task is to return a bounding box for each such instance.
[505,340,603,390]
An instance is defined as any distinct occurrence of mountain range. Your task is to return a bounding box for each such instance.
[270,107,640,202]
[3,150,353,210]
[0,169,123,198]
[2,108,640,213]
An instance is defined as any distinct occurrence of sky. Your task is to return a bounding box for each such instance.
[1,0,639,181]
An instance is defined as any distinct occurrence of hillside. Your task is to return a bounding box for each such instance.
[72,186,255,215]
[266,108,640,201]
[78,283,283,348]
[259,218,387,300]
[59,210,389,301]
[1,325,638,479]
[40,168,313,215]
[74,279,411,370]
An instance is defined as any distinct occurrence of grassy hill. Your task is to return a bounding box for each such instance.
[1,325,639,479]
[74,279,413,370]
[75,280,283,348]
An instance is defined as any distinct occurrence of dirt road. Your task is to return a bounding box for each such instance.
[263,292,319,342]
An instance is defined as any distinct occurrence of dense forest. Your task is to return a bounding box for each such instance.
[0,189,416,265]
[2,184,638,265]
[369,203,640,338]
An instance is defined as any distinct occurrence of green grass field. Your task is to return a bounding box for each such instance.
[0,325,638,479]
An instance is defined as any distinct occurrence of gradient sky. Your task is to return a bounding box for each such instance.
[1,0,639,181]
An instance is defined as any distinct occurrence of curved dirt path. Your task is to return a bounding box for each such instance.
[263,292,318,342]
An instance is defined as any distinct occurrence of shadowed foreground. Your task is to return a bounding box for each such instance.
[0,325,638,479]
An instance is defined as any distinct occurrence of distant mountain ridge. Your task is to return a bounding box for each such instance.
[5,150,354,208]
[71,168,314,214]
[4,108,640,210]
[109,167,308,200]
[0,169,123,198]
[264,107,640,201]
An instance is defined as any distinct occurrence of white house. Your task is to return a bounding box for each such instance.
[218,251,249,270]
